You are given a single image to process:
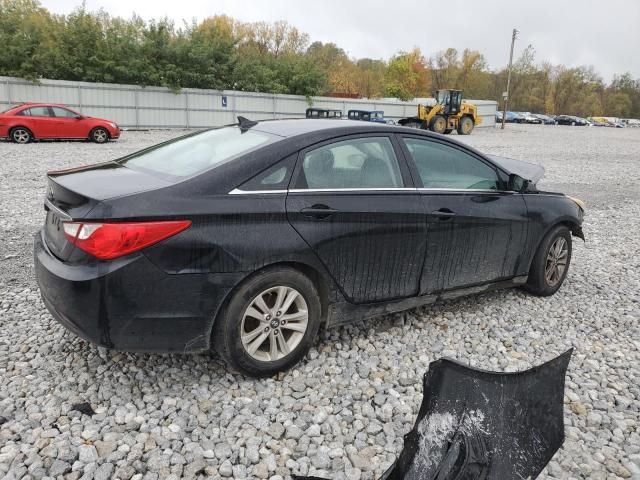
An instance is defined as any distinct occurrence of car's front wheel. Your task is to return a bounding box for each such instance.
[524,225,572,296]
[10,127,32,144]
[90,127,109,143]
[213,266,322,377]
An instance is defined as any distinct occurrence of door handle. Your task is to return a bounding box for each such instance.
[300,205,339,218]
[431,208,456,220]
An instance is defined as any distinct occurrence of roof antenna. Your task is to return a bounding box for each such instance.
[237,116,258,132]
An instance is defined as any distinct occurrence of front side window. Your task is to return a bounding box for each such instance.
[299,137,403,189]
[402,138,499,190]
[51,107,77,118]
[27,106,52,117]
[119,127,276,181]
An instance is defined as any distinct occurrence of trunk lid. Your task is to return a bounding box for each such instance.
[43,162,172,261]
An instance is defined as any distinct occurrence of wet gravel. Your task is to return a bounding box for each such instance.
[1,125,639,480]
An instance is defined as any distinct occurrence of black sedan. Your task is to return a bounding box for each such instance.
[555,115,589,126]
[35,119,585,376]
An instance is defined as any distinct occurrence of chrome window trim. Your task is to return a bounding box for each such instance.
[288,187,416,193]
[229,188,288,195]
[228,187,517,195]
[417,188,509,194]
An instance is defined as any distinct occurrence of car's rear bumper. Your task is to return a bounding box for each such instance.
[34,231,233,353]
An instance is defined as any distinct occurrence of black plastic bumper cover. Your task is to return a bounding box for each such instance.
[297,349,572,480]
[34,231,233,353]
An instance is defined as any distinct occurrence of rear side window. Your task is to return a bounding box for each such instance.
[238,155,296,191]
[27,106,52,117]
[402,138,499,190]
[119,127,276,181]
[298,137,403,189]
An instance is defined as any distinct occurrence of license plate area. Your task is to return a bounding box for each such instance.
[44,210,72,260]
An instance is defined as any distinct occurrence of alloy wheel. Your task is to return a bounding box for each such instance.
[545,237,568,287]
[12,128,30,143]
[240,286,309,362]
[93,129,108,143]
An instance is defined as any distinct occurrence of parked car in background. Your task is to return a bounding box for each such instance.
[532,114,557,125]
[504,111,525,123]
[555,115,589,126]
[0,103,120,143]
[305,108,342,119]
[35,118,585,376]
[519,112,543,124]
[347,110,391,124]
[588,117,609,127]
[495,111,503,123]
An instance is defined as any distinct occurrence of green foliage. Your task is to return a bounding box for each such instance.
[384,49,429,101]
[0,0,638,117]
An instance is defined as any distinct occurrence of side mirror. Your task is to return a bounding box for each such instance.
[508,173,529,193]
[75,115,84,120]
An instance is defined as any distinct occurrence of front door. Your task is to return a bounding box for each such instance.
[50,106,84,138]
[399,135,529,294]
[286,135,427,304]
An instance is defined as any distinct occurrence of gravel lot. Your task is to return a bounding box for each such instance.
[1,124,639,480]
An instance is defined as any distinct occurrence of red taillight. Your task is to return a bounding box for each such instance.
[63,220,192,260]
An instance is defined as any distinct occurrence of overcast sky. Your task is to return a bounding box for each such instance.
[41,0,639,82]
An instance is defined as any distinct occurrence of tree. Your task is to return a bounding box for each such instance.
[0,0,59,80]
[356,58,385,98]
[1,0,638,114]
[384,48,430,100]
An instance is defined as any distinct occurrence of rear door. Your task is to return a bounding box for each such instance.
[286,134,427,304]
[24,106,58,138]
[50,106,84,138]
[399,135,529,294]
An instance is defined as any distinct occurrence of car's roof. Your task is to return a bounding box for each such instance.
[9,102,70,109]
[251,118,393,137]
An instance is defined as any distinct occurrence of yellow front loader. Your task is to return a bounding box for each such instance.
[398,89,481,135]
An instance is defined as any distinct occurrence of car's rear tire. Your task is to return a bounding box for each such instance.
[430,115,447,134]
[90,127,109,143]
[10,127,32,144]
[523,225,572,296]
[213,266,322,377]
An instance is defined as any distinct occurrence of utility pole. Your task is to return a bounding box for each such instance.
[501,28,518,130]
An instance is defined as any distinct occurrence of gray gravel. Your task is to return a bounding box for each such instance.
[1,124,639,480]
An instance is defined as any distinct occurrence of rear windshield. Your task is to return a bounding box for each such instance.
[119,126,277,181]
[1,104,22,113]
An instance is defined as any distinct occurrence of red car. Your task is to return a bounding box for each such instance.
[0,103,120,144]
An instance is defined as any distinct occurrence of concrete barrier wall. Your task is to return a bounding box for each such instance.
[1,76,497,128]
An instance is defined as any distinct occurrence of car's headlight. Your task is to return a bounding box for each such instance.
[567,195,586,213]
[109,122,117,129]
